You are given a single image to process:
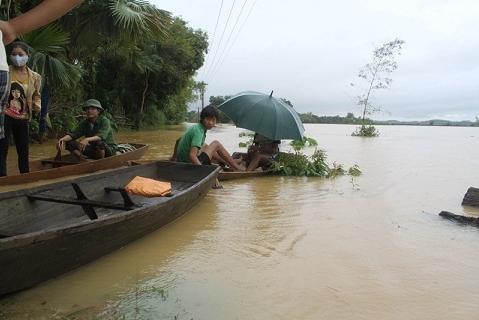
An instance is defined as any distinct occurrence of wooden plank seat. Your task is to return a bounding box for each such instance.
[28,183,140,220]
[41,159,78,166]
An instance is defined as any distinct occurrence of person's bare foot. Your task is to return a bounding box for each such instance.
[236,163,246,171]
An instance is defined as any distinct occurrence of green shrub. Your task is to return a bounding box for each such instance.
[238,131,254,147]
[140,107,167,129]
[272,149,361,178]
[50,107,81,137]
[352,125,379,137]
[290,136,318,151]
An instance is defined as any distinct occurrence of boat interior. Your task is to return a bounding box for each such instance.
[5,143,146,174]
[0,162,216,238]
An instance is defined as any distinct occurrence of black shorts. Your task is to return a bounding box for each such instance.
[197,152,211,165]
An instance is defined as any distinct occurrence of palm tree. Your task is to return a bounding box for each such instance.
[60,0,172,99]
[61,0,171,58]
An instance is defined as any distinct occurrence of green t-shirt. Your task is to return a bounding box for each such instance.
[177,123,206,163]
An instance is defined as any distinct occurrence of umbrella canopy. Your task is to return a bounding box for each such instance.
[218,91,305,140]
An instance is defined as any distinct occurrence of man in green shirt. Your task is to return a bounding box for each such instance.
[176,105,244,171]
[56,99,117,161]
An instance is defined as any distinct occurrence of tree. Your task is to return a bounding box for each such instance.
[3,1,209,132]
[351,38,404,137]
[209,95,232,123]
[61,4,207,128]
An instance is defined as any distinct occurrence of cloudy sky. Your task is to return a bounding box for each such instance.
[150,0,479,121]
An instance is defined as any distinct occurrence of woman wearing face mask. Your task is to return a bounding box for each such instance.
[0,1,84,176]
[0,41,41,175]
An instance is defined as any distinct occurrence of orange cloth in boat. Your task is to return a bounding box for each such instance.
[125,176,171,197]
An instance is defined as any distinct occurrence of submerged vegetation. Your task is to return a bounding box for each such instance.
[238,132,254,147]
[290,136,318,151]
[272,150,361,178]
[351,124,379,137]
[277,136,361,178]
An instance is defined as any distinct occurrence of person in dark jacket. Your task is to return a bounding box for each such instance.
[56,99,117,161]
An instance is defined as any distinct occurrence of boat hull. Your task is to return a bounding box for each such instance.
[218,169,272,181]
[0,161,219,296]
[0,143,149,186]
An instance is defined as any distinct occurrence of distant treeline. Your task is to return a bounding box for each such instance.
[299,112,479,127]
[188,100,479,128]
[373,119,479,127]
[299,112,365,124]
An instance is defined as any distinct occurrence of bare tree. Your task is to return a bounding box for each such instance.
[351,38,405,136]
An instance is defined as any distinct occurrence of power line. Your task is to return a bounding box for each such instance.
[203,0,236,79]
[199,0,224,80]
[208,0,258,84]
[206,0,249,81]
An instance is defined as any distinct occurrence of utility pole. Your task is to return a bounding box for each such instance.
[195,81,207,122]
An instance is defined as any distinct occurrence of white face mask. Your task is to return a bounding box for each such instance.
[10,55,29,67]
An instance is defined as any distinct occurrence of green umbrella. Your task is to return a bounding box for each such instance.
[218,91,305,140]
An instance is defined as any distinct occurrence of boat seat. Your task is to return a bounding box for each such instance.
[104,187,136,206]
[41,159,78,166]
[28,183,139,220]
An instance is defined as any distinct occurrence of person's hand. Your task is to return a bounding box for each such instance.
[0,21,17,45]
[79,138,90,151]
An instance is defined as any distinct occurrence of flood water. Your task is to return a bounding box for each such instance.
[1,124,479,319]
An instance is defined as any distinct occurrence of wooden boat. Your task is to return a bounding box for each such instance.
[0,143,149,186]
[0,161,220,296]
[130,160,273,182]
[218,168,273,181]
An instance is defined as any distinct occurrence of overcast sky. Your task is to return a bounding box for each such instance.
[150,0,479,121]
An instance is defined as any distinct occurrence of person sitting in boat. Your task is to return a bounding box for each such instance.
[56,99,117,161]
[233,133,280,171]
[176,105,245,171]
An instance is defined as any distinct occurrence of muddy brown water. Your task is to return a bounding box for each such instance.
[1,124,478,319]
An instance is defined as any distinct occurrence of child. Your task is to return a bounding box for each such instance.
[176,105,244,171]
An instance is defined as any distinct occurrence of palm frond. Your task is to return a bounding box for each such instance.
[21,24,70,54]
[46,56,82,89]
[22,24,81,89]
[109,0,172,39]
